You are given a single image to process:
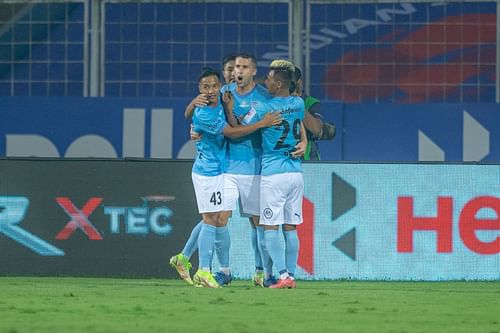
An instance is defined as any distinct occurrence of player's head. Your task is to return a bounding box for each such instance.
[234,53,257,89]
[198,67,221,106]
[222,53,237,84]
[290,66,302,96]
[266,59,295,97]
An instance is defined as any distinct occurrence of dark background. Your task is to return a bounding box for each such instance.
[0,159,200,277]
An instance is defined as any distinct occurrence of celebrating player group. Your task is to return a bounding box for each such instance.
[170,53,307,289]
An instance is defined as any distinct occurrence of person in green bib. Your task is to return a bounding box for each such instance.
[290,67,336,160]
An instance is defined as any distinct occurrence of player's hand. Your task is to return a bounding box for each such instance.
[292,141,306,158]
[222,91,234,111]
[190,124,202,141]
[261,112,282,128]
[193,94,209,107]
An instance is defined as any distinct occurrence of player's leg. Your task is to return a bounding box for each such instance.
[249,217,264,285]
[169,220,203,285]
[194,212,221,288]
[264,225,295,289]
[191,173,223,288]
[251,215,276,287]
[260,174,293,288]
[213,210,232,286]
[212,174,238,286]
[181,221,203,259]
[282,224,298,283]
[250,216,264,286]
[238,174,272,286]
[281,172,304,287]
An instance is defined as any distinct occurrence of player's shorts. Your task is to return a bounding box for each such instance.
[192,172,224,213]
[260,172,304,226]
[223,173,260,216]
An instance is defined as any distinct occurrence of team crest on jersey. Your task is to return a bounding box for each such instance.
[263,208,273,219]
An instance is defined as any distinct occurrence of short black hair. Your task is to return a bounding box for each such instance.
[289,66,302,94]
[222,53,237,67]
[272,68,292,89]
[293,67,302,82]
[198,67,221,82]
[236,53,257,67]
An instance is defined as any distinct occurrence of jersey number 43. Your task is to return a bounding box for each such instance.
[210,191,222,205]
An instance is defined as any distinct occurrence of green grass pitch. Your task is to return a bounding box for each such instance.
[0,277,499,333]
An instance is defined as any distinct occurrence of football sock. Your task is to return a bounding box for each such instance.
[198,223,216,271]
[264,229,287,275]
[182,220,203,258]
[215,225,230,272]
[251,226,263,269]
[283,229,299,276]
[256,226,272,275]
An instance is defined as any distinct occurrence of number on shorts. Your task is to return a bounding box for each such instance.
[210,191,222,205]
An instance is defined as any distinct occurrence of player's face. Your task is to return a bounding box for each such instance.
[199,75,221,105]
[234,57,257,88]
[223,60,235,84]
[265,70,280,96]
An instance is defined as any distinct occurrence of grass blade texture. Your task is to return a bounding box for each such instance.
[0,277,499,333]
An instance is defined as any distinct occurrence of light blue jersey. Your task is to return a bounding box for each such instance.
[258,96,305,176]
[223,82,272,175]
[192,97,228,176]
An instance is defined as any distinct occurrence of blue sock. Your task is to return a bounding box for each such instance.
[264,229,287,275]
[182,220,203,258]
[251,227,263,269]
[198,224,216,270]
[283,229,299,276]
[256,226,272,275]
[215,225,230,269]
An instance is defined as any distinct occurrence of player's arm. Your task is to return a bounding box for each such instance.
[302,103,324,139]
[223,112,281,139]
[292,122,308,158]
[184,94,209,119]
[222,91,239,127]
[190,123,201,141]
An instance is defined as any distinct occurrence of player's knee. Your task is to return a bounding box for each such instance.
[264,225,279,231]
[217,216,229,227]
[202,213,219,226]
[250,216,260,227]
